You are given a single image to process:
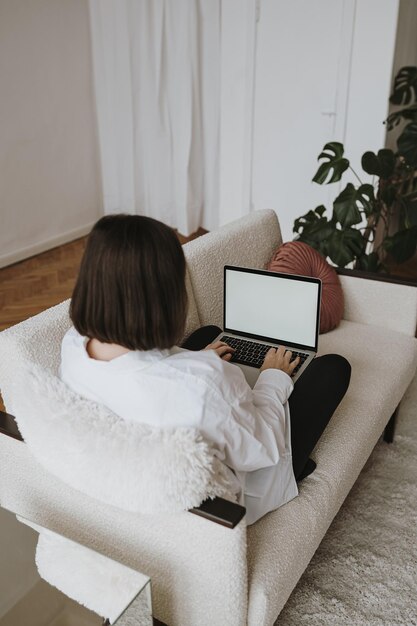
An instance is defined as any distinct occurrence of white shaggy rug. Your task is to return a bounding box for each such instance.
[276,372,417,626]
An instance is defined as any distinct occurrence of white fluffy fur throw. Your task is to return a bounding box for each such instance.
[12,364,236,513]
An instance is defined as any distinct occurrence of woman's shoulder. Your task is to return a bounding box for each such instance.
[61,326,81,349]
[61,326,86,354]
[63,325,82,342]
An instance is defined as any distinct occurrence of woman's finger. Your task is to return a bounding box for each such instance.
[204,341,226,350]
[289,356,300,371]
[216,345,235,356]
[284,350,292,363]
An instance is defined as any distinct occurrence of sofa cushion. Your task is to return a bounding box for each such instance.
[246,320,417,626]
[267,241,344,334]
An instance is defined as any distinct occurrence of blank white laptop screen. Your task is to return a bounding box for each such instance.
[225,268,320,349]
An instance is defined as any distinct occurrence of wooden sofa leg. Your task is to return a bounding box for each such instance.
[383,405,399,443]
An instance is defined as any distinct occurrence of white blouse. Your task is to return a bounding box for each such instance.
[60,327,298,524]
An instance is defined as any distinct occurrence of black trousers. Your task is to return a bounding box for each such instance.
[182,325,351,481]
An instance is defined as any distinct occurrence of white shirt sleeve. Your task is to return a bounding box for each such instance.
[217,364,294,473]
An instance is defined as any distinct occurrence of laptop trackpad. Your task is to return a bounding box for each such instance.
[235,362,260,389]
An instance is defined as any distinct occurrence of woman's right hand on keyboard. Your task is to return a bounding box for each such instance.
[260,346,300,376]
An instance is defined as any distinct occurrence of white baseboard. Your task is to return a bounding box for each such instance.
[0,222,96,269]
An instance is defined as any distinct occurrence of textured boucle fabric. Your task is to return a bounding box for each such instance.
[267,241,344,333]
[183,209,282,327]
[277,370,417,625]
[184,268,201,338]
[10,363,236,513]
[339,274,417,336]
[246,320,417,625]
[0,436,247,626]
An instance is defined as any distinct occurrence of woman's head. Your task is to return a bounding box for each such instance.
[70,214,188,350]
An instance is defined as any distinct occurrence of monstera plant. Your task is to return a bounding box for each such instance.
[293,66,417,272]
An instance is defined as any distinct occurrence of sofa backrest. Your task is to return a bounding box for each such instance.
[183,209,282,327]
[0,300,72,413]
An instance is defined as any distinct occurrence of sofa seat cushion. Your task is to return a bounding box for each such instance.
[246,320,417,626]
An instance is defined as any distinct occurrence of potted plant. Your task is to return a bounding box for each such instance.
[293,66,417,273]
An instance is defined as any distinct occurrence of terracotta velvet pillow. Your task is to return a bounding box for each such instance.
[267,241,344,334]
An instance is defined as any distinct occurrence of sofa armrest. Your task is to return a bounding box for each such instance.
[0,410,246,528]
[189,497,246,529]
[336,268,417,337]
[0,409,22,441]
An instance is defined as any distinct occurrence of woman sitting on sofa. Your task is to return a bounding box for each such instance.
[60,214,351,525]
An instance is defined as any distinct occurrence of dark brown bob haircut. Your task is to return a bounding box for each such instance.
[70,214,188,350]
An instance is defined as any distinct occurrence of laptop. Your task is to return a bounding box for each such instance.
[214,265,322,387]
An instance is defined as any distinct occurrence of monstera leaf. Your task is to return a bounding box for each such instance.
[361,149,396,179]
[356,252,381,272]
[397,122,417,167]
[292,66,417,273]
[293,205,328,233]
[389,66,417,106]
[383,226,417,263]
[312,142,350,184]
[385,104,417,131]
[333,183,375,227]
[294,206,337,256]
[326,228,364,267]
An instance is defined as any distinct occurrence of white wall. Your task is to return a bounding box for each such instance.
[251,0,399,241]
[218,0,399,241]
[343,0,399,178]
[0,508,39,618]
[0,0,102,268]
[0,1,403,262]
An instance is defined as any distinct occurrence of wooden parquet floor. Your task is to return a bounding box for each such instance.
[0,238,87,333]
[0,227,206,411]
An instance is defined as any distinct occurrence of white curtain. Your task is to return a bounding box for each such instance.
[88,0,220,235]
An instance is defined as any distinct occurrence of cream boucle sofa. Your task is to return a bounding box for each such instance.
[1,209,417,626]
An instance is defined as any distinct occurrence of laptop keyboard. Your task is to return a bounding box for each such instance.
[221,335,309,377]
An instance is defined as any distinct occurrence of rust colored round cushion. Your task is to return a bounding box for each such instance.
[267,241,344,334]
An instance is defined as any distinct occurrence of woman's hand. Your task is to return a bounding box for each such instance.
[204,341,235,361]
[260,346,300,376]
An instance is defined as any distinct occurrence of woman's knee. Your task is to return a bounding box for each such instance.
[181,325,221,350]
[316,354,351,389]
